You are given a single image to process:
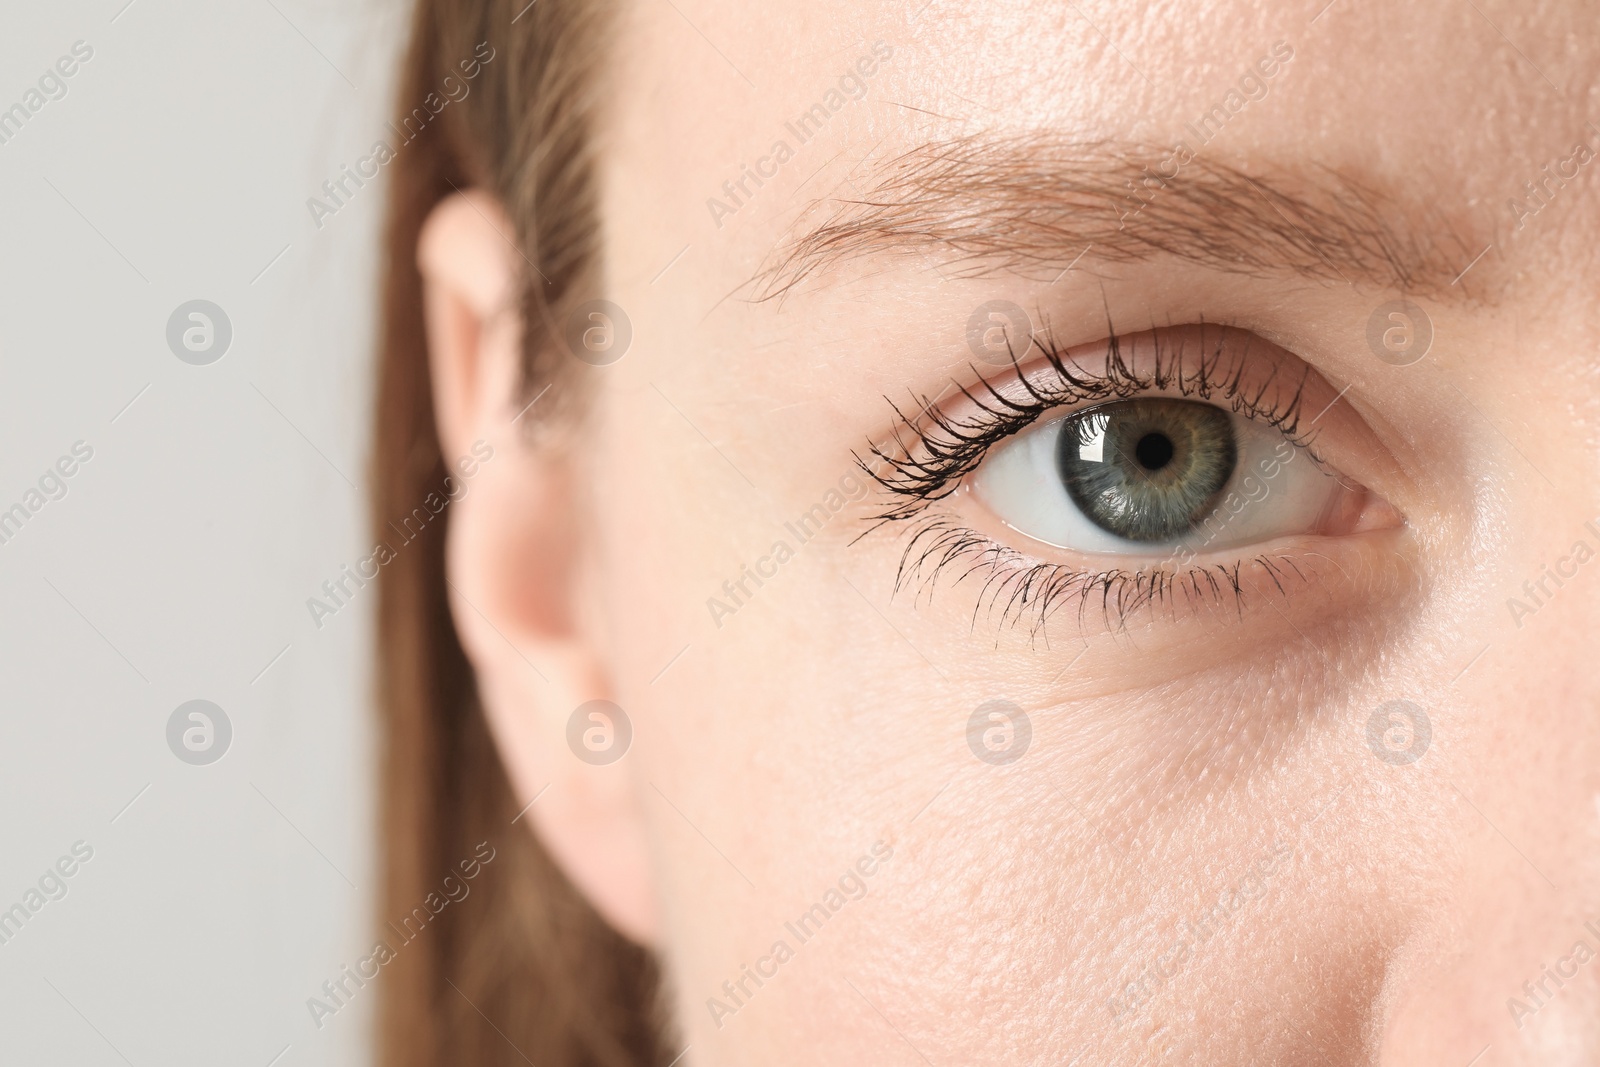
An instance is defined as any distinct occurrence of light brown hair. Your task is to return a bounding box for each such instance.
[372,1,667,1064]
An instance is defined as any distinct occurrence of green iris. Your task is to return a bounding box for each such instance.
[1055,398,1237,543]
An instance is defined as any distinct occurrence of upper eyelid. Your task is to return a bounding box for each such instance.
[861,323,1340,522]
[993,361,1331,470]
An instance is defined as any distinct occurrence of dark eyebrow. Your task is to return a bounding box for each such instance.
[752,135,1482,302]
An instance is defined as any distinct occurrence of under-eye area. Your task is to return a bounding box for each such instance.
[857,321,1406,638]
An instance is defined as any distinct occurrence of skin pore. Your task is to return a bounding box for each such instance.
[417,0,1600,1063]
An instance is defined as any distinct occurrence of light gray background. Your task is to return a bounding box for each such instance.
[0,3,408,1063]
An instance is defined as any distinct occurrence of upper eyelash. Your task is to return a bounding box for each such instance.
[857,317,1322,528]
[850,317,1329,636]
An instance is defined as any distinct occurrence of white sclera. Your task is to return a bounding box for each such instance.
[971,404,1343,558]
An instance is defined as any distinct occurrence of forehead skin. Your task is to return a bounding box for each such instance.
[606,0,1600,287]
[581,1,1600,1065]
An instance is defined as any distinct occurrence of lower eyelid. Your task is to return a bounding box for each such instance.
[880,505,1409,645]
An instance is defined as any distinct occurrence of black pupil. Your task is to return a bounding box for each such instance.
[1135,432,1174,471]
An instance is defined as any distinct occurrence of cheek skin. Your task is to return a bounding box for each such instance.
[590,432,1410,1064]
[586,381,1417,1063]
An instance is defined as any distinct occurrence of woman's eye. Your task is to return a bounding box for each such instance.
[972,394,1364,557]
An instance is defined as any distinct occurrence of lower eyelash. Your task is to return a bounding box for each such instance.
[848,317,1332,634]
[893,512,1316,639]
